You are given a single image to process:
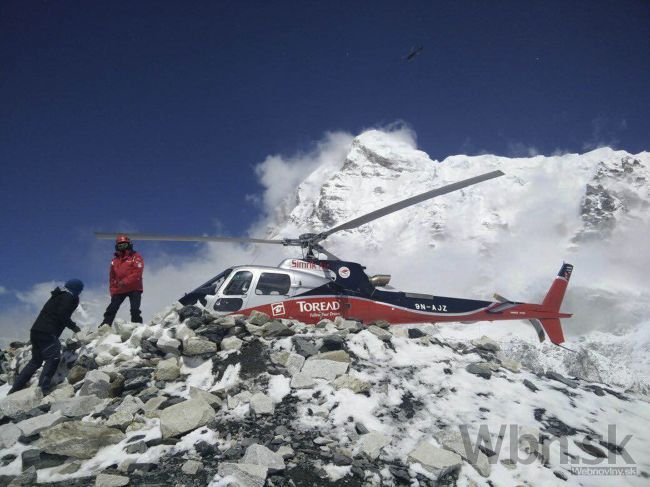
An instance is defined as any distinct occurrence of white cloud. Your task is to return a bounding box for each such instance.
[252,131,354,224]
[0,285,6,295]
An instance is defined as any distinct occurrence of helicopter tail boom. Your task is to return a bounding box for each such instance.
[538,263,574,344]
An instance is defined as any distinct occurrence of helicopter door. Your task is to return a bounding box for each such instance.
[213,270,254,313]
[247,271,292,309]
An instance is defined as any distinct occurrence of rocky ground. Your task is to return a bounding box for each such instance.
[1,305,648,486]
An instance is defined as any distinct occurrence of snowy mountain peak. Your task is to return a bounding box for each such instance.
[263,130,650,392]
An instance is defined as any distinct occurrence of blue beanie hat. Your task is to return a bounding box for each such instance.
[64,279,84,297]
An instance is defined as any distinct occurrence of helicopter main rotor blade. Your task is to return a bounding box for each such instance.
[318,170,504,239]
[93,232,286,245]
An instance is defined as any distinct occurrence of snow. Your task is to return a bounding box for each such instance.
[268,374,290,403]
[323,463,352,481]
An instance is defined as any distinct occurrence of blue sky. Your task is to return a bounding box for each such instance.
[0,0,648,312]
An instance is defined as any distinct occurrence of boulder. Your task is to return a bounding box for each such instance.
[182,337,217,356]
[407,328,427,339]
[292,337,319,357]
[115,322,138,342]
[181,459,202,475]
[466,363,492,379]
[143,396,167,412]
[250,393,274,415]
[106,410,135,430]
[0,387,43,418]
[321,334,345,351]
[276,446,294,459]
[220,336,244,351]
[248,310,270,326]
[218,463,267,487]
[36,421,125,459]
[471,336,500,352]
[185,317,204,331]
[312,350,351,363]
[178,305,203,322]
[290,373,316,389]
[370,320,391,329]
[95,473,130,486]
[124,441,147,454]
[21,448,67,469]
[50,395,108,418]
[115,396,145,415]
[358,431,392,460]
[67,365,88,385]
[545,371,578,389]
[80,370,111,398]
[0,422,21,449]
[154,358,180,381]
[159,398,215,438]
[156,335,181,354]
[301,359,348,381]
[367,325,392,342]
[334,318,363,333]
[261,321,294,338]
[16,410,66,437]
[332,375,371,393]
[242,443,285,472]
[227,391,252,409]
[408,441,463,478]
[284,353,305,376]
[271,351,305,376]
[189,387,223,408]
[500,358,521,373]
[174,324,196,342]
[42,383,75,404]
[523,379,539,392]
[436,428,491,477]
[7,466,36,486]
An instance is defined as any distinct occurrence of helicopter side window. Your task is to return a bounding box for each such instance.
[223,271,254,296]
[255,273,291,296]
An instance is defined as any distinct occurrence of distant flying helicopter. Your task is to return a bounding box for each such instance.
[95,170,573,345]
[404,45,424,61]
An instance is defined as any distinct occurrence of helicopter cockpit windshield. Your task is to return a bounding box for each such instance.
[178,268,233,306]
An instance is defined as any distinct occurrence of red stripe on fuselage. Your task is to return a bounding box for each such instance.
[235,295,570,325]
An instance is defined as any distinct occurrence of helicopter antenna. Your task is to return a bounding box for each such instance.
[94,170,504,260]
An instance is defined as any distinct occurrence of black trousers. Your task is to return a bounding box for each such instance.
[103,291,143,325]
[10,331,61,393]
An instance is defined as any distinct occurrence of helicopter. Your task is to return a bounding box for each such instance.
[95,170,573,345]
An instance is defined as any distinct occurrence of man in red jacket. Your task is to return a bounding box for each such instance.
[101,234,144,325]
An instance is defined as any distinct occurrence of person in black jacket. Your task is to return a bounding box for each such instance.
[8,279,84,395]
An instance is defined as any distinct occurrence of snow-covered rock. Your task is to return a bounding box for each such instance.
[358,431,392,460]
[241,443,285,472]
[159,398,215,438]
[95,473,130,487]
[182,337,217,356]
[79,369,111,398]
[0,387,42,418]
[155,357,180,381]
[50,395,107,418]
[16,410,66,437]
[408,441,463,477]
[36,421,125,459]
[217,462,267,487]
[220,336,243,351]
[301,359,348,380]
[250,392,274,415]
[0,422,21,448]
